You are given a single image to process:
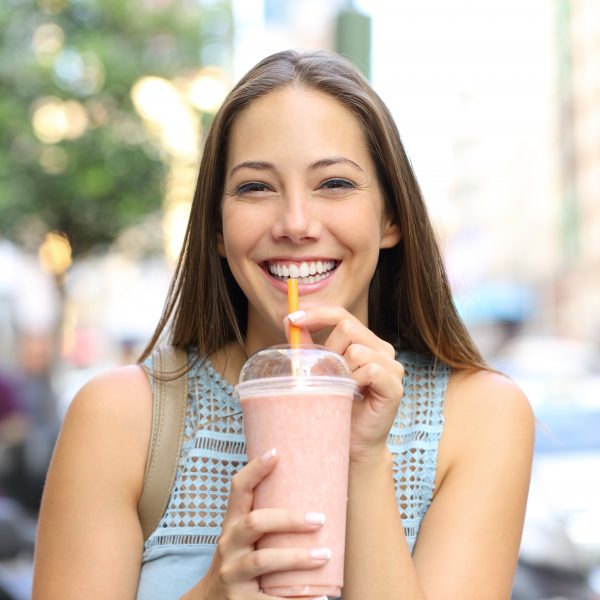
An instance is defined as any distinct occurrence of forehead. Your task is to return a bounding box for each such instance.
[225,86,371,168]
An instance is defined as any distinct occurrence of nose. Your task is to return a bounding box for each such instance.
[271,190,321,243]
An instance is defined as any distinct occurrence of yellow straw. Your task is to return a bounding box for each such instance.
[287,278,301,346]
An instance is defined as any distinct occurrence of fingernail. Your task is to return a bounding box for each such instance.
[305,512,326,525]
[309,547,332,560]
[288,310,306,323]
[260,448,277,462]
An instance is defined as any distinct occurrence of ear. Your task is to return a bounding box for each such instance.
[217,232,226,257]
[380,219,401,249]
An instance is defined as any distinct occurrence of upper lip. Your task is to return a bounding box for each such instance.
[262,257,339,264]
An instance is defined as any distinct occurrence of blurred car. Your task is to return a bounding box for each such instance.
[511,385,600,600]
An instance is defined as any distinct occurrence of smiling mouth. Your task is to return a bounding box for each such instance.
[264,259,339,284]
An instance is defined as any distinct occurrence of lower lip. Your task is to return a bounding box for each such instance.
[261,267,338,294]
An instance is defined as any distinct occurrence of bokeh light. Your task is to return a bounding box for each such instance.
[31,97,89,144]
[186,66,230,113]
[38,231,73,275]
[131,75,200,160]
[53,48,106,96]
[31,23,65,63]
[131,76,181,122]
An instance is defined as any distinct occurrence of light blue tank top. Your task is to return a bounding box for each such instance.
[136,349,450,599]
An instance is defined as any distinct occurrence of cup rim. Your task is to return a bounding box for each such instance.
[235,375,361,400]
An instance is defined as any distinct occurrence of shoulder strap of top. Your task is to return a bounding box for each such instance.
[137,345,188,541]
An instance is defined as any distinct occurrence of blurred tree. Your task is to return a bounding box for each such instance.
[0,0,231,257]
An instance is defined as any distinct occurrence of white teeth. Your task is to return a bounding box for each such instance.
[267,260,337,281]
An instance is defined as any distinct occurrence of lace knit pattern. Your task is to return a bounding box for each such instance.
[142,348,449,557]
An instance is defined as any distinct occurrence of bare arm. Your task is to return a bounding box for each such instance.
[343,370,534,600]
[34,363,334,600]
[32,366,153,599]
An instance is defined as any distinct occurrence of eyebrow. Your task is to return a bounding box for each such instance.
[229,156,365,178]
[229,160,275,178]
[308,157,365,174]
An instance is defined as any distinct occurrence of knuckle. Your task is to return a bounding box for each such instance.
[215,534,230,559]
[243,511,262,535]
[346,343,362,363]
[218,562,234,584]
[339,318,355,336]
[367,363,380,379]
[383,341,396,358]
[229,470,247,496]
[249,550,268,572]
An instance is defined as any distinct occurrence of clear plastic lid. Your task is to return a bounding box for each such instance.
[235,344,360,398]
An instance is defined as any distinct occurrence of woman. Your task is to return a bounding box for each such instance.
[33,50,534,599]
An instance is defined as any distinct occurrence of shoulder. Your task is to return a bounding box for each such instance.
[436,368,535,486]
[69,364,152,433]
[445,368,534,431]
[60,365,153,500]
[33,366,153,597]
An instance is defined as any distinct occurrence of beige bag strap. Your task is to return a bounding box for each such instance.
[137,345,188,541]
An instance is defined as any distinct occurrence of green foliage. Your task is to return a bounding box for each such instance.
[0,0,230,256]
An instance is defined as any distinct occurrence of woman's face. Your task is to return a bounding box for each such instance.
[219,85,400,349]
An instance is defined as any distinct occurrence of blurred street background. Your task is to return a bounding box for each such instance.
[0,1,599,598]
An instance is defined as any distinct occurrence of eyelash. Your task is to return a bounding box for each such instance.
[236,181,270,194]
[320,178,354,190]
[235,178,355,195]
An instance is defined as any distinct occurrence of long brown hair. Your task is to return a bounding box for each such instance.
[140,49,487,371]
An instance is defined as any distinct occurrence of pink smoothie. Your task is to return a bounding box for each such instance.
[241,386,353,597]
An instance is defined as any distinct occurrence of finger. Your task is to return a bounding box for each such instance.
[247,593,328,600]
[328,319,396,358]
[230,509,327,548]
[344,344,404,381]
[232,546,333,581]
[289,306,394,356]
[225,448,279,521]
[352,362,403,408]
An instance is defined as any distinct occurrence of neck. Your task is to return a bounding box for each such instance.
[210,342,247,387]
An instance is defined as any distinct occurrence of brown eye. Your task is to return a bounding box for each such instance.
[236,181,270,194]
[321,178,354,190]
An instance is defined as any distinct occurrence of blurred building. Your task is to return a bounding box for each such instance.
[554,0,600,341]
[231,0,345,78]
[364,0,599,350]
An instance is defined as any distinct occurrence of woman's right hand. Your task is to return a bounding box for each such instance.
[184,448,331,600]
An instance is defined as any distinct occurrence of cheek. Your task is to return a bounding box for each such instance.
[221,203,265,258]
[332,206,381,247]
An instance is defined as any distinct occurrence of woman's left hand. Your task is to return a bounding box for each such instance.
[286,306,404,464]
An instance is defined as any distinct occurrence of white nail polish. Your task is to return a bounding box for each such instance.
[260,448,276,462]
[309,547,332,560]
[305,512,326,525]
[288,310,306,323]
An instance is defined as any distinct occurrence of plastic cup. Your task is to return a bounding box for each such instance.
[235,344,359,598]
